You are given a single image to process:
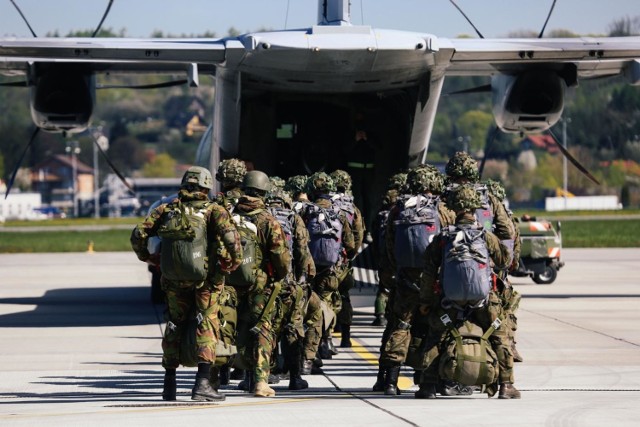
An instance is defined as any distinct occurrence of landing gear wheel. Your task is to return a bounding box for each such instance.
[533,265,557,285]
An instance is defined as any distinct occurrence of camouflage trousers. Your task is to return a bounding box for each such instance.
[379,280,420,367]
[312,263,348,332]
[161,277,222,369]
[303,289,323,360]
[374,265,395,316]
[419,291,514,385]
[272,282,306,369]
[336,267,355,326]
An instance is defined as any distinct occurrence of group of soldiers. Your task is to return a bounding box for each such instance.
[131,159,365,401]
[130,150,523,402]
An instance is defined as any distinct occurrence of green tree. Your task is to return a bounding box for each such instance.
[456,110,493,154]
[142,153,178,177]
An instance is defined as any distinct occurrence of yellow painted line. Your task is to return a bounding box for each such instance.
[334,332,414,390]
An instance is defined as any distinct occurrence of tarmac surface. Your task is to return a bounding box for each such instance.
[1,248,639,426]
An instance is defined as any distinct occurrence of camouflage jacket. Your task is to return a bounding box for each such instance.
[235,195,292,282]
[292,212,316,281]
[385,194,455,278]
[419,213,509,307]
[487,192,516,241]
[312,196,357,261]
[331,192,365,252]
[130,189,243,276]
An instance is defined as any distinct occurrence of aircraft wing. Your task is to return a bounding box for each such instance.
[0,37,234,75]
[438,36,640,82]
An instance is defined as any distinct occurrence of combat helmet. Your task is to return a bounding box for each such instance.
[329,169,352,192]
[242,170,271,195]
[284,175,308,196]
[486,179,506,202]
[305,171,336,196]
[181,166,214,190]
[445,151,479,183]
[446,183,482,212]
[387,172,407,191]
[406,164,445,195]
[266,188,293,209]
[269,176,286,191]
[215,158,247,188]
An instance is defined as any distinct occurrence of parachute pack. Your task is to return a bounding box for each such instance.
[393,194,440,269]
[157,200,209,282]
[331,193,356,226]
[267,206,295,254]
[305,203,344,267]
[438,317,500,387]
[440,224,492,309]
[226,209,263,287]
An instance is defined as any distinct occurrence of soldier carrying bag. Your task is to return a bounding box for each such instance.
[438,315,501,387]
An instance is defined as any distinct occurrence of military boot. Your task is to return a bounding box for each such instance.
[371,314,387,327]
[230,368,245,380]
[498,382,521,399]
[219,364,230,385]
[512,341,524,363]
[340,324,352,348]
[302,359,313,375]
[415,383,437,399]
[192,378,225,401]
[254,381,276,397]
[209,365,221,391]
[288,359,309,390]
[372,366,386,392]
[319,337,333,359]
[438,379,473,396]
[238,370,255,392]
[328,337,339,355]
[384,366,401,396]
[162,370,177,401]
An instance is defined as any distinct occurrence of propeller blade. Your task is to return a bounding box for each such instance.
[444,84,492,96]
[92,137,135,194]
[9,0,37,37]
[96,79,188,90]
[449,0,485,39]
[547,129,601,185]
[92,0,114,37]
[5,128,39,199]
[0,81,28,87]
[479,126,500,179]
[538,0,558,38]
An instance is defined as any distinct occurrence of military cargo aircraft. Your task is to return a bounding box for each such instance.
[1,0,639,197]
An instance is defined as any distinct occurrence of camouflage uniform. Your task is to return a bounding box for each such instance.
[330,170,365,346]
[232,194,292,392]
[131,167,243,402]
[376,165,454,395]
[302,172,356,358]
[265,189,315,388]
[417,185,518,399]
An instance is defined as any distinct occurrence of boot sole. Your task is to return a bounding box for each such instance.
[191,394,226,402]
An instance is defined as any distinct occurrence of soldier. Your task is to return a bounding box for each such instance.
[269,176,286,191]
[215,158,247,211]
[445,151,515,241]
[302,172,357,359]
[377,165,454,396]
[486,178,523,363]
[371,172,407,327]
[130,166,242,402]
[329,169,366,348]
[231,170,292,397]
[265,188,315,390]
[417,184,520,399]
[284,175,310,203]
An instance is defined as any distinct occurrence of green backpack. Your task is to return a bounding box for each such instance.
[226,209,263,287]
[157,200,209,282]
[438,318,500,387]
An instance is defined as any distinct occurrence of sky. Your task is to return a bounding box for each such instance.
[0,0,637,39]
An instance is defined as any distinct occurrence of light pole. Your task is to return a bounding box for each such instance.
[65,140,81,218]
[91,127,109,219]
[561,117,571,210]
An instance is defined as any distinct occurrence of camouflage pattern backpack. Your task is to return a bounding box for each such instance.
[157,199,209,282]
[438,318,500,387]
